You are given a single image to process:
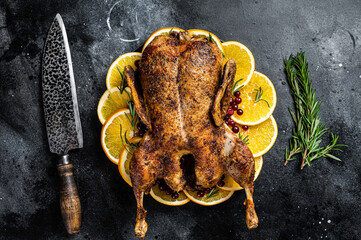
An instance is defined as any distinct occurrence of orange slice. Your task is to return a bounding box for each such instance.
[142,27,185,52]
[187,29,224,53]
[222,41,255,88]
[150,184,190,206]
[218,156,263,191]
[106,52,142,90]
[97,87,132,124]
[101,108,138,165]
[118,137,142,186]
[236,115,278,157]
[183,187,234,206]
[231,71,277,126]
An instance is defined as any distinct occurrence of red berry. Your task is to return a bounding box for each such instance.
[159,184,166,191]
[227,108,234,116]
[228,120,235,127]
[234,91,240,97]
[138,130,145,137]
[197,191,205,198]
[237,109,243,115]
[224,115,230,121]
[242,125,249,131]
[218,181,225,187]
[230,98,234,105]
[232,104,238,110]
[224,119,229,125]
[137,123,142,130]
[165,189,172,195]
[204,188,211,194]
[235,97,242,104]
[232,126,240,133]
[171,192,179,199]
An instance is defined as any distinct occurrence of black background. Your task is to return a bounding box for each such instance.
[1,0,360,239]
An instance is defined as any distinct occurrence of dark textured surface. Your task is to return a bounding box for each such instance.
[0,0,360,239]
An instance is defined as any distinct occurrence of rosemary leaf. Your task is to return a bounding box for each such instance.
[232,79,244,93]
[205,188,219,199]
[238,133,250,145]
[254,87,270,107]
[168,27,174,36]
[119,126,137,155]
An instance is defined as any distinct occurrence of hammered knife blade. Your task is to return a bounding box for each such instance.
[42,13,82,234]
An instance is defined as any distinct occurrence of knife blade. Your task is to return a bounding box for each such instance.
[42,13,82,234]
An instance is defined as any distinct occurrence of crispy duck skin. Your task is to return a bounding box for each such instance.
[125,32,258,238]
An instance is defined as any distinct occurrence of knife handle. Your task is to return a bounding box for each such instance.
[57,155,81,234]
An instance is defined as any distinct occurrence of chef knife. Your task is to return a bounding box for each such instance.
[42,14,82,234]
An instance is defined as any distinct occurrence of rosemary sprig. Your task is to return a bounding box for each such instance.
[125,101,138,128]
[119,124,137,155]
[238,133,250,145]
[205,188,219,199]
[232,79,244,93]
[254,87,270,107]
[116,67,131,99]
[284,52,347,169]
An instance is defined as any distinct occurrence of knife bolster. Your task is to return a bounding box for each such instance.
[57,155,81,234]
[58,154,70,165]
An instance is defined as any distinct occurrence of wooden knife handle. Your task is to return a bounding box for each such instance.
[57,155,81,234]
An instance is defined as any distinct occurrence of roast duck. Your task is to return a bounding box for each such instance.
[124,31,258,238]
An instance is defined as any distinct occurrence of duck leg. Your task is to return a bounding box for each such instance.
[134,188,147,238]
[130,134,163,238]
[223,132,258,229]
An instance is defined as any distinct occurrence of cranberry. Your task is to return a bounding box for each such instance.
[235,97,242,104]
[204,188,211,194]
[159,184,166,191]
[242,125,249,131]
[227,108,234,116]
[197,191,205,198]
[137,123,142,130]
[234,91,241,98]
[224,119,229,125]
[232,126,240,133]
[237,109,243,115]
[165,189,173,195]
[138,130,145,137]
[224,115,230,121]
[232,104,238,110]
[230,98,234,105]
[171,192,179,199]
[228,120,235,127]
[218,181,225,187]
